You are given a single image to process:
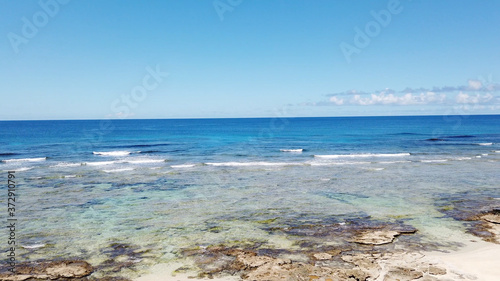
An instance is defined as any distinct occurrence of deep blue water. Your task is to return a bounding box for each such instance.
[1,115,499,164]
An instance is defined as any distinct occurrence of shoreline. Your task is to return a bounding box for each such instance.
[424,240,500,281]
[133,241,500,281]
[133,207,500,280]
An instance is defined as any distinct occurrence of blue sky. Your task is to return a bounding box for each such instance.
[1,0,500,120]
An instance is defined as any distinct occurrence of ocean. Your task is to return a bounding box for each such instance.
[1,115,499,275]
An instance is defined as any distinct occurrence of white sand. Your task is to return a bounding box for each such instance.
[425,240,500,281]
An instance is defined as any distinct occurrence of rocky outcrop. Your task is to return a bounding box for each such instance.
[384,266,423,281]
[349,228,418,245]
[436,194,500,244]
[470,209,500,243]
[479,209,500,224]
[0,260,92,281]
[181,243,465,281]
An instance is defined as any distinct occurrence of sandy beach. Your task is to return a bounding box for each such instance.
[425,240,500,281]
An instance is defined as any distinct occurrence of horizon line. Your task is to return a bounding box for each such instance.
[1,113,499,122]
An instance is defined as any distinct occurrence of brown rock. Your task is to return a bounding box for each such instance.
[327,249,342,256]
[46,261,91,277]
[384,266,424,281]
[350,230,402,245]
[481,213,500,224]
[312,253,333,260]
[237,255,275,269]
[0,275,32,281]
[244,260,335,281]
[0,260,93,281]
[427,265,447,275]
[341,254,380,279]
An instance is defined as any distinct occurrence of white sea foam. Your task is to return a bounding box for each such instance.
[86,158,166,166]
[477,143,493,146]
[205,162,302,167]
[103,168,134,173]
[84,161,117,166]
[454,157,472,161]
[14,167,33,171]
[171,164,196,168]
[313,153,410,159]
[378,160,412,164]
[309,161,371,166]
[64,175,77,178]
[2,157,47,163]
[22,244,46,249]
[51,162,82,168]
[126,159,166,164]
[93,151,131,156]
[280,149,303,152]
[420,159,448,163]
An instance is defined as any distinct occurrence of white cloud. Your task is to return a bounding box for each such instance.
[468,79,483,90]
[310,79,500,108]
[456,92,493,104]
[350,92,445,106]
[329,96,344,105]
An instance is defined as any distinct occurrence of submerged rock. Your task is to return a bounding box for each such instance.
[270,218,418,249]
[436,196,500,244]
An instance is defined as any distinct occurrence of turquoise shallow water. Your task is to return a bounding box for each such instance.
[0,116,499,272]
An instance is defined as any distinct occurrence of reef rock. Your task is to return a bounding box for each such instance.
[480,209,500,224]
[350,230,403,245]
[0,260,93,281]
[427,265,447,275]
[469,209,500,243]
[383,266,424,281]
[312,253,333,260]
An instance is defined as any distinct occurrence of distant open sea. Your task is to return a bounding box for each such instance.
[1,115,499,272]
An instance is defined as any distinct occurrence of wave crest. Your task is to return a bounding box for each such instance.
[314,153,410,159]
[280,149,304,152]
[2,157,47,163]
[93,151,132,156]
